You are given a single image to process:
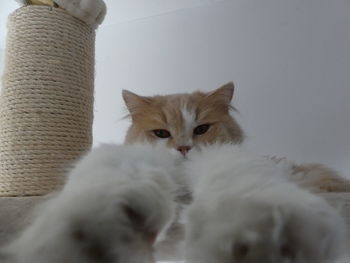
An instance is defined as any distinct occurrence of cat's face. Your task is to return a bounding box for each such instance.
[123,83,244,157]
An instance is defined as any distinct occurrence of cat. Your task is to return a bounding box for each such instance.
[1,143,347,263]
[122,82,350,193]
[122,83,350,260]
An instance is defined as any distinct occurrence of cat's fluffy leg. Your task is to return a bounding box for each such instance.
[55,0,107,28]
[185,194,347,263]
[184,145,347,263]
[2,144,177,263]
[3,182,173,263]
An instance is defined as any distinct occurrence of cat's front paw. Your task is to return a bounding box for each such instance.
[4,182,173,263]
[185,199,346,263]
[55,0,107,28]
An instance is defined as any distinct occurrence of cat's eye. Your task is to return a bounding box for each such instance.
[193,124,210,135]
[153,129,171,138]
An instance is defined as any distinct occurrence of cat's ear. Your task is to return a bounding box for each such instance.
[122,90,152,115]
[207,82,235,104]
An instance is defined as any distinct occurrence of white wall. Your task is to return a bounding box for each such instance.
[94,0,350,176]
[0,0,349,177]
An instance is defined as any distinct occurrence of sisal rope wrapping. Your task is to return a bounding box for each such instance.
[0,6,95,196]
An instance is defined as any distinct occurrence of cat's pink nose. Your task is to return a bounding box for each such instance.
[177,145,192,156]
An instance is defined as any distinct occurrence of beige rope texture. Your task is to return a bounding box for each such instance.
[0,6,95,196]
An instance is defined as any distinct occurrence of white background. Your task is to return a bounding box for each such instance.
[0,0,349,177]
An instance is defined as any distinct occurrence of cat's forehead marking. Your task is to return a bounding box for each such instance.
[180,106,196,146]
[181,107,196,127]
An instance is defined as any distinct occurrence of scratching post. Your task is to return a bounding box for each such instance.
[0,6,95,196]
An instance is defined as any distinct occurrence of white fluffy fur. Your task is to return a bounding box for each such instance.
[2,143,348,263]
[55,0,106,29]
[184,144,348,263]
[2,144,180,263]
[16,0,106,29]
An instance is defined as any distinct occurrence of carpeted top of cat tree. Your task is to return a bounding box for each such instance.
[0,5,95,196]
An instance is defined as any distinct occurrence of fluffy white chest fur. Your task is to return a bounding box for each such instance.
[1,144,348,263]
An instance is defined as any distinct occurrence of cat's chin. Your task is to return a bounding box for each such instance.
[169,148,188,161]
